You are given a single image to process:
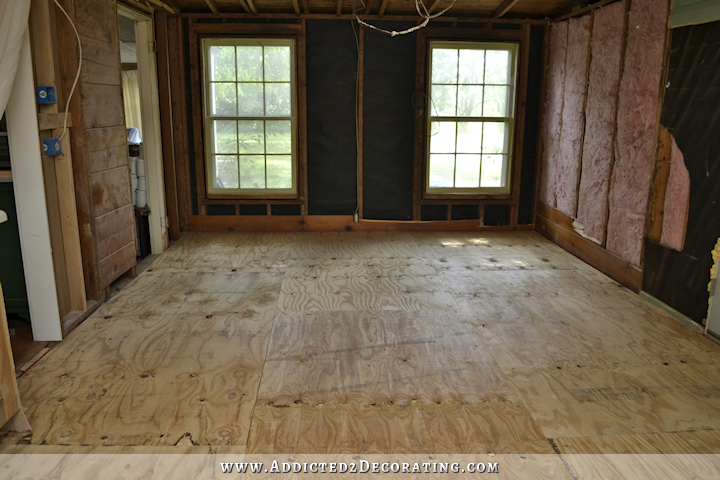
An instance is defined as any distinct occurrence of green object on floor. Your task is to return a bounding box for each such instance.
[0,182,30,322]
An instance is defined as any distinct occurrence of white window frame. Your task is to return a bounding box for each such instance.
[202,38,297,196]
[425,41,518,195]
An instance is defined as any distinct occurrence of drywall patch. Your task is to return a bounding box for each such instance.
[575,1,626,243]
[555,15,592,217]
[606,0,670,266]
[660,135,690,250]
[539,21,568,207]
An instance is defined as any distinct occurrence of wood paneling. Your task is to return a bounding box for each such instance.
[81,84,125,129]
[87,145,128,174]
[91,167,132,217]
[97,242,137,289]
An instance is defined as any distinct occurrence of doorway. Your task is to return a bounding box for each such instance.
[117,6,168,259]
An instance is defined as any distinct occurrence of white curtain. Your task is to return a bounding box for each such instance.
[0,0,32,115]
[122,70,143,135]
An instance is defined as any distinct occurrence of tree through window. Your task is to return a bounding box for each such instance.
[203,38,296,195]
[426,42,517,194]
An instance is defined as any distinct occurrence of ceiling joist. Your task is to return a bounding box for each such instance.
[427,0,443,15]
[336,0,343,15]
[378,0,389,17]
[204,0,220,14]
[291,0,301,15]
[493,0,519,18]
[246,0,258,14]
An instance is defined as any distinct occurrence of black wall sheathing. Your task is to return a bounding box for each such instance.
[272,204,302,215]
[484,205,510,226]
[518,26,544,225]
[206,204,235,215]
[421,205,446,221]
[306,20,358,215]
[643,21,720,324]
[362,22,417,221]
[238,205,267,215]
[452,205,480,220]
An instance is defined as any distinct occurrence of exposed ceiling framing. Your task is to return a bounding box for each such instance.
[147,0,603,18]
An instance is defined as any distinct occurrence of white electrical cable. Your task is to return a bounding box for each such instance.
[53,0,82,142]
[352,0,457,36]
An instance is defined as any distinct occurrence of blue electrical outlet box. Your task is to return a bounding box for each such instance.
[36,86,57,104]
[43,139,62,156]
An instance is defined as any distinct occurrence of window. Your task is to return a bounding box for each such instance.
[426,41,518,194]
[203,38,296,195]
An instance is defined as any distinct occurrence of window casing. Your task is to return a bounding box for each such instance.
[203,38,297,196]
[426,41,518,195]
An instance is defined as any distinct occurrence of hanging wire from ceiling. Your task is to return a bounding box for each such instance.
[351,0,458,36]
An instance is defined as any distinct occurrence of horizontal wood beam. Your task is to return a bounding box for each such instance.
[37,113,72,131]
[188,215,535,232]
[493,0,519,18]
[536,202,642,293]
[191,23,303,34]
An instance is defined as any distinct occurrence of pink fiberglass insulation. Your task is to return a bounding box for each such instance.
[660,135,690,251]
[555,14,592,217]
[539,21,568,207]
[575,1,626,243]
[606,0,669,266]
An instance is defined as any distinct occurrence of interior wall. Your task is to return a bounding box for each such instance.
[164,17,544,229]
[643,20,720,324]
[56,0,137,298]
[537,0,670,289]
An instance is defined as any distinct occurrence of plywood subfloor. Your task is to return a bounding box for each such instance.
[9,232,720,455]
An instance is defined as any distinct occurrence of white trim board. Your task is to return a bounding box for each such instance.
[5,29,63,341]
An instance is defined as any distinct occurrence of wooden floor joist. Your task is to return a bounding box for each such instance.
[5,232,720,463]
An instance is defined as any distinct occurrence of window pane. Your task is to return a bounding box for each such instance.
[266,120,292,154]
[482,122,506,153]
[459,49,484,84]
[236,46,263,81]
[238,120,264,154]
[213,120,237,154]
[237,83,264,116]
[210,46,235,82]
[267,155,292,189]
[211,83,237,116]
[265,83,291,116]
[429,122,456,154]
[214,155,238,189]
[481,154,504,187]
[240,155,266,189]
[483,86,509,117]
[431,49,458,84]
[431,85,457,116]
[456,122,482,154]
[455,154,481,188]
[485,50,510,84]
[264,46,291,82]
[458,86,483,117]
[429,154,455,187]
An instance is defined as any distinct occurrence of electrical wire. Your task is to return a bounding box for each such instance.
[351,0,457,36]
[53,0,82,142]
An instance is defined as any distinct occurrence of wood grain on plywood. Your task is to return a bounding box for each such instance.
[12,231,720,456]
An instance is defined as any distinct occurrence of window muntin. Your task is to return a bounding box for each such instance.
[203,38,296,195]
[426,42,518,194]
